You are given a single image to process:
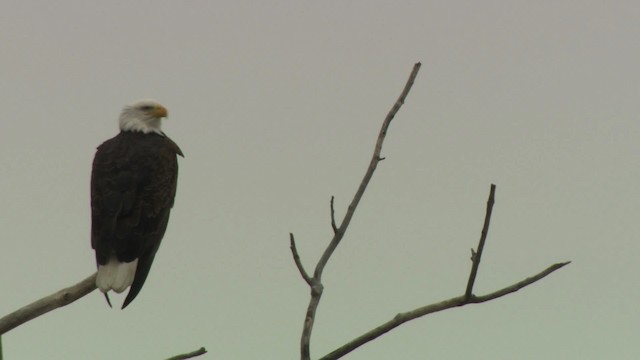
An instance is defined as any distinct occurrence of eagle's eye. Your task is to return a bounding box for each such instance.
[140,105,154,111]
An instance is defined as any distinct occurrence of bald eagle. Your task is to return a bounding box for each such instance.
[91,100,183,309]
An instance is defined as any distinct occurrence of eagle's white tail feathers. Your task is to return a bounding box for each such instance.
[96,258,139,293]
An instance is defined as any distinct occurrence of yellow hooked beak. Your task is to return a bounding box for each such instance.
[152,105,168,118]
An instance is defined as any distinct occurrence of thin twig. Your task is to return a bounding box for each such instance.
[165,347,207,360]
[465,184,496,299]
[319,261,571,360]
[294,62,421,360]
[472,261,571,302]
[290,233,313,286]
[0,273,97,335]
[330,196,338,235]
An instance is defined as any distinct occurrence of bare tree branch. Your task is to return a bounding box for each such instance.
[1,273,207,359]
[319,261,571,360]
[165,347,207,360]
[465,183,496,299]
[0,273,97,335]
[291,62,422,360]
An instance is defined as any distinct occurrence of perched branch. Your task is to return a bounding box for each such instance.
[319,261,571,360]
[1,274,207,359]
[165,347,207,360]
[0,273,97,335]
[291,62,422,360]
[465,183,496,299]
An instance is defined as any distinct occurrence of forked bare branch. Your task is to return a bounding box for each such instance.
[289,64,570,360]
[290,62,422,360]
[320,261,570,360]
[318,185,569,360]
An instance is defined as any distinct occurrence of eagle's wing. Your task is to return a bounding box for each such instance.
[91,133,181,308]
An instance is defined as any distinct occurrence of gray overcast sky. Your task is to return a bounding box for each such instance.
[1,1,638,359]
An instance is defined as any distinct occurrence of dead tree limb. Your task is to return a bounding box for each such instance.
[289,64,570,360]
[290,62,422,360]
[0,273,97,335]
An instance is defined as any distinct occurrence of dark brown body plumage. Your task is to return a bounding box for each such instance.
[91,131,183,308]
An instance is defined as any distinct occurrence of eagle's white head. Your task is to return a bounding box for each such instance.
[119,99,168,135]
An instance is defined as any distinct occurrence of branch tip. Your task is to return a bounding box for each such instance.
[165,347,207,360]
